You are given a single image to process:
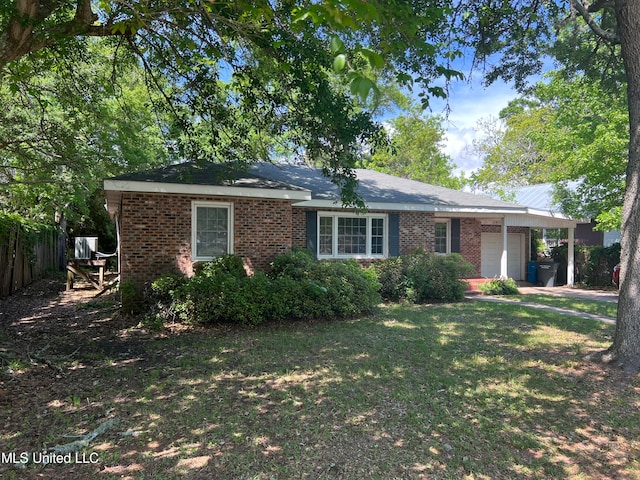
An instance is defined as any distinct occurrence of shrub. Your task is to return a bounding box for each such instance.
[149,273,186,303]
[271,248,315,280]
[372,253,474,303]
[194,254,247,279]
[308,260,381,317]
[478,277,520,296]
[581,243,620,287]
[172,270,264,325]
[143,273,188,326]
[371,256,406,302]
[148,252,380,326]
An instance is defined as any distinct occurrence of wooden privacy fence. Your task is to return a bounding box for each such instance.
[0,220,64,297]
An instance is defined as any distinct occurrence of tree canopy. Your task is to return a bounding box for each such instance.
[471,71,628,231]
[0,41,170,221]
[366,112,463,189]
[1,0,466,211]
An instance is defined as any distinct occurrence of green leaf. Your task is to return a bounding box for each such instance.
[359,48,385,70]
[330,36,345,55]
[350,75,376,101]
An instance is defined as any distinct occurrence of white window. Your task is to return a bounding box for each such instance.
[317,213,387,259]
[434,221,450,254]
[192,201,233,261]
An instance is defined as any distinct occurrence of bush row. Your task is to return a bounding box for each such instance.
[370,252,475,303]
[145,250,474,327]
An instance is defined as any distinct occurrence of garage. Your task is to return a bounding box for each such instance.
[481,232,525,280]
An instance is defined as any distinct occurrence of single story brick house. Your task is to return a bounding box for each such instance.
[104,161,579,287]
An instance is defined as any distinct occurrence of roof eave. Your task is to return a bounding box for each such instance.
[292,199,528,214]
[103,179,312,201]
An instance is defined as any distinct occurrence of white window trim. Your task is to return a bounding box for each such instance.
[191,201,234,261]
[317,212,388,259]
[434,220,451,255]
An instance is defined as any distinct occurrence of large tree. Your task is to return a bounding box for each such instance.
[366,112,463,189]
[609,0,640,373]
[0,0,463,208]
[0,41,170,221]
[462,0,640,372]
[471,71,628,232]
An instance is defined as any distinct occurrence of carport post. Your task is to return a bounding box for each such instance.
[501,219,508,279]
[567,226,575,287]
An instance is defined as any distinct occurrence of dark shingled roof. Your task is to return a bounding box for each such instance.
[107,161,524,210]
[108,161,309,192]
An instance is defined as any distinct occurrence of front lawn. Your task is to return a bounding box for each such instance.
[2,287,639,479]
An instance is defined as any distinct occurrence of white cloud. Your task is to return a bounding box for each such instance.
[428,78,519,176]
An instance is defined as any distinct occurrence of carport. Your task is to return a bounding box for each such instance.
[479,210,579,286]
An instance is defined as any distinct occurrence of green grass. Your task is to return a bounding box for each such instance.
[3,301,639,480]
[510,294,618,318]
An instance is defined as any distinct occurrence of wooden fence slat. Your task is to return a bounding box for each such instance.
[1,225,64,298]
[1,227,11,296]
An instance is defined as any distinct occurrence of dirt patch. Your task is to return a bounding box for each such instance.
[1,278,149,362]
[0,278,162,476]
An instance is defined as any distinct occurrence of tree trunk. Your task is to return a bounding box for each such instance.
[607,0,640,373]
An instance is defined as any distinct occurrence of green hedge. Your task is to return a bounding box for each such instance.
[550,242,620,287]
[371,252,475,303]
[148,252,380,326]
[580,243,620,287]
[146,251,475,328]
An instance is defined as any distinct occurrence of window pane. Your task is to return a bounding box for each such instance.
[338,217,366,254]
[371,218,384,254]
[319,217,333,255]
[196,206,228,257]
[434,222,447,254]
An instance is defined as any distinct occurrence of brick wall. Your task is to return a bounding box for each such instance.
[119,193,294,285]
[119,194,501,288]
[292,208,308,249]
[399,211,435,254]
[460,218,482,276]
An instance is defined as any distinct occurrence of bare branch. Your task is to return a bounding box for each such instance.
[570,0,619,44]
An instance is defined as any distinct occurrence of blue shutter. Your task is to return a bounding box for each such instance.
[451,219,461,253]
[306,211,317,259]
[388,213,400,257]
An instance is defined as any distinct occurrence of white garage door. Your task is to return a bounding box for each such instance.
[481,233,524,280]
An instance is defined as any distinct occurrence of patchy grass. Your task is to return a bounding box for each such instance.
[1,284,639,479]
[510,294,618,318]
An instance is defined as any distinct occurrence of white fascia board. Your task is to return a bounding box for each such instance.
[526,207,573,220]
[292,199,528,214]
[103,179,312,201]
[526,208,590,224]
[505,212,578,228]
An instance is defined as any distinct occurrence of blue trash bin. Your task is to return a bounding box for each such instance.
[527,261,537,284]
